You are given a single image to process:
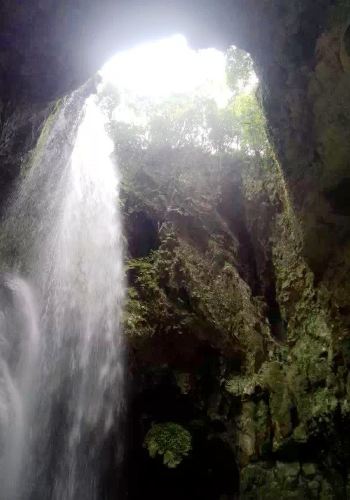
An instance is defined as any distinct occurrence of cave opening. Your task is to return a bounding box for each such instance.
[2,1,350,498]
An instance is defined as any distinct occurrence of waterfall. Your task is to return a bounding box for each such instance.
[0,88,125,499]
[0,275,40,500]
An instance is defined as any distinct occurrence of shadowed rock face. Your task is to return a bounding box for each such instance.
[0,0,247,101]
[0,1,330,100]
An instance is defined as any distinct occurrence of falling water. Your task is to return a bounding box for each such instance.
[0,88,124,499]
[0,275,40,500]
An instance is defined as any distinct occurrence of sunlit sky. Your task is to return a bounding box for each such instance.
[99,34,232,122]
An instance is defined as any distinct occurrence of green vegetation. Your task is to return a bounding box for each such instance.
[101,39,350,497]
[144,422,192,468]
[102,44,269,160]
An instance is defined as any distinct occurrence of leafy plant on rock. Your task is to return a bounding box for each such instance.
[144,422,192,468]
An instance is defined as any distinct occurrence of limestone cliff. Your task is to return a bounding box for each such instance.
[119,133,350,498]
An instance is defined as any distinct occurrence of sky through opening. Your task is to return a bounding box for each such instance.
[99,34,232,123]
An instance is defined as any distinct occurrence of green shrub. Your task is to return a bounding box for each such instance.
[144,422,192,468]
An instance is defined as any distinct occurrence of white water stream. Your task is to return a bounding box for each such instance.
[0,90,124,499]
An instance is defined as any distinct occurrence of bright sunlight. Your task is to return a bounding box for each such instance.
[100,34,231,108]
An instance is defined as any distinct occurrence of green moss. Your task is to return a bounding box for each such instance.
[144,422,192,468]
[255,399,271,455]
[124,254,174,343]
[321,124,350,180]
[289,336,329,387]
[174,371,192,395]
[302,463,317,478]
[24,98,63,177]
[0,98,64,272]
[124,287,156,339]
[173,239,268,372]
[124,223,269,373]
[225,374,259,397]
[241,462,309,500]
[259,363,293,448]
[305,388,338,423]
[238,402,257,465]
[292,424,308,443]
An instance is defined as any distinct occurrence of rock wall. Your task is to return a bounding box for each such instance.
[120,136,350,498]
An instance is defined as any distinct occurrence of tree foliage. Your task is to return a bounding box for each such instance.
[103,45,270,174]
[225,46,254,94]
[107,96,268,158]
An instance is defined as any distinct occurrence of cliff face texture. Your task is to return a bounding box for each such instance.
[1,1,350,498]
[120,141,350,498]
